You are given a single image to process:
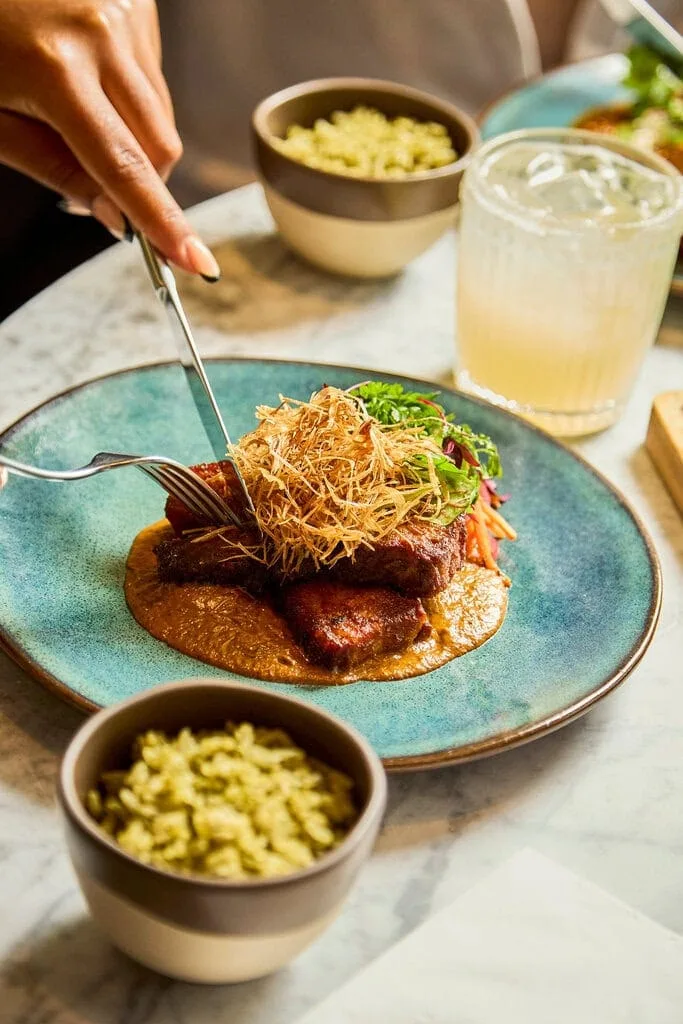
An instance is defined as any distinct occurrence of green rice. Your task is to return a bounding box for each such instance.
[86,723,357,879]
[273,105,457,178]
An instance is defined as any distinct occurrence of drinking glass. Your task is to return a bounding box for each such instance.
[456,128,683,436]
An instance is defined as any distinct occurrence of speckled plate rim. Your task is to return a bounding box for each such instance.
[0,359,663,772]
[477,53,683,300]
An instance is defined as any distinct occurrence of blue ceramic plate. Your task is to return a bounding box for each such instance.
[479,54,683,298]
[0,360,661,770]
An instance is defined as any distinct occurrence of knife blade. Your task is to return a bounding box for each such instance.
[135,231,256,518]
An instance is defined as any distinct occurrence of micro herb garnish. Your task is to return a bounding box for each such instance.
[349,381,502,520]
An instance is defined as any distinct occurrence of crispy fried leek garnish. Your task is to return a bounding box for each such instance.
[226,386,478,576]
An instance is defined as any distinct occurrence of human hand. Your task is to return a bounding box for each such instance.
[0,0,219,278]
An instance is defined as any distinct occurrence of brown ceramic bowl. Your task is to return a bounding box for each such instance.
[58,679,386,984]
[252,77,479,277]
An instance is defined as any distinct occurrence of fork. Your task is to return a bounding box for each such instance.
[0,451,243,528]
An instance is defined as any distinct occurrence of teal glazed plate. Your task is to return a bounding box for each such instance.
[479,53,683,298]
[0,360,661,770]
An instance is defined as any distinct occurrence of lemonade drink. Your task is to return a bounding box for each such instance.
[456,130,683,435]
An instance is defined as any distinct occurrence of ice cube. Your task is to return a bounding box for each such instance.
[479,141,679,230]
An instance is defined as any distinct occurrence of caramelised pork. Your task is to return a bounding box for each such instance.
[164,461,248,534]
[157,459,466,669]
[281,580,428,670]
[162,461,466,598]
[155,529,268,592]
[331,517,466,596]
[157,515,466,598]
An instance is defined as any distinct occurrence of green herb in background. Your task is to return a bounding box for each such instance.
[623,45,683,145]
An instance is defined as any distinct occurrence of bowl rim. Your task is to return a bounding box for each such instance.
[475,52,630,132]
[58,677,387,892]
[252,75,479,186]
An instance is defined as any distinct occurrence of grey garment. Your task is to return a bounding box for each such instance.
[160,0,540,201]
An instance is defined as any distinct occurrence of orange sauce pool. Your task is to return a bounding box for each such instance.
[125,521,509,684]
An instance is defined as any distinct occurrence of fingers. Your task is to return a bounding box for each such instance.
[0,109,126,237]
[53,86,218,277]
[136,40,175,122]
[102,56,182,180]
[0,0,218,278]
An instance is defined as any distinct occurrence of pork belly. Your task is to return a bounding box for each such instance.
[331,516,466,597]
[162,461,467,598]
[281,580,428,670]
[155,529,268,592]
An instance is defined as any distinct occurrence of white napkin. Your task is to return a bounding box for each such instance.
[295,849,683,1024]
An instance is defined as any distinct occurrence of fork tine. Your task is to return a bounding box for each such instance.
[145,464,241,527]
[179,464,245,527]
[159,464,240,526]
[140,466,219,525]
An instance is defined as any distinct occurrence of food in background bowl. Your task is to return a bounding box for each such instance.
[86,722,357,880]
[273,105,457,178]
[252,77,478,277]
[575,46,683,172]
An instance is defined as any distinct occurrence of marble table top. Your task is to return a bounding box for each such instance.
[1,184,682,1024]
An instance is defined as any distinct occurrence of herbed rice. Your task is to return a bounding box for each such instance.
[86,723,357,879]
[273,105,457,178]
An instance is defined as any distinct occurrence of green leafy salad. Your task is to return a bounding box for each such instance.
[622,45,683,148]
[349,381,502,525]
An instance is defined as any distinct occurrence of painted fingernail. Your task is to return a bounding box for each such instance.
[183,236,221,280]
[91,195,127,240]
[57,198,92,217]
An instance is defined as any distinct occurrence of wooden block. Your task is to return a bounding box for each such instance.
[645,391,683,515]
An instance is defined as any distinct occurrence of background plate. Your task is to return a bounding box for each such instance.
[0,360,661,769]
[479,53,683,299]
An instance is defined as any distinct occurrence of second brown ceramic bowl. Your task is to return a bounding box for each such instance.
[252,77,479,277]
[58,679,386,984]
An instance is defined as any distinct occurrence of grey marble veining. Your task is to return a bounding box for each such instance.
[1,184,682,1024]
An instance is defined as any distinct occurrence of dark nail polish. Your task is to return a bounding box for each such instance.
[121,214,134,243]
[201,273,221,283]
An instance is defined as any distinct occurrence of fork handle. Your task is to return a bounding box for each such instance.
[0,453,76,481]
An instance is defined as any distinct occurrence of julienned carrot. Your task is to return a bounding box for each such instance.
[471,500,499,571]
[471,500,512,586]
[482,502,517,541]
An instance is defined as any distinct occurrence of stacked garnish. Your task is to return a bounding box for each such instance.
[204,381,516,581]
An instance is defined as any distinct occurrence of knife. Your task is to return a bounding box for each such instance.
[135,230,256,518]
